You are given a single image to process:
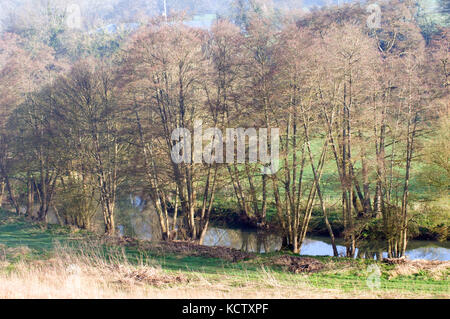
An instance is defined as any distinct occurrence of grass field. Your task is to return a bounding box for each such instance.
[0,210,448,299]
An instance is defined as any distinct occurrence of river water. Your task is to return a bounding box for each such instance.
[112,198,450,261]
[202,227,450,261]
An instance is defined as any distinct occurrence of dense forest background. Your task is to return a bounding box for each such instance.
[1,0,449,28]
[0,0,448,259]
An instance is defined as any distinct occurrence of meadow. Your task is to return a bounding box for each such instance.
[0,210,448,299]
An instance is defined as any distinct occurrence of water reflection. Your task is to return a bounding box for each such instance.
[117,205,449,261]
[201,227,450,261]
[405,247,450,261]
[203,227,282,253]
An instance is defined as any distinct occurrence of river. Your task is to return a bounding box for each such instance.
[111,197,450,261]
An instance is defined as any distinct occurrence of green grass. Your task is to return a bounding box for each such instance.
[0,212,87,252]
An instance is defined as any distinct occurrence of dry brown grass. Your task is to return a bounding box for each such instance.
[0,243,189,298]
[0,244,32,260]
[0,257,442,299]
[0,265,440,299]
[388,259,450,280]
[0,243,447,299]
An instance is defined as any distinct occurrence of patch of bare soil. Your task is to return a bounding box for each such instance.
[272,255,325,273]
[150,241,256,262]
[382,257,408,265]
[108,236,138,246]
[110,264,188,287]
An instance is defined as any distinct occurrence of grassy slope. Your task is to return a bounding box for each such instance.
[0,210,448,298]
[213,136,449,210]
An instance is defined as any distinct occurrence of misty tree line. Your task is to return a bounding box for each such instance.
[0,1,448,257]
